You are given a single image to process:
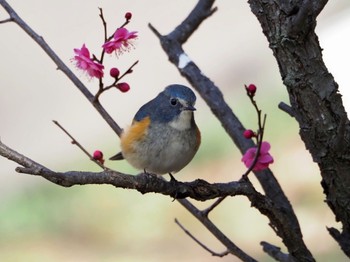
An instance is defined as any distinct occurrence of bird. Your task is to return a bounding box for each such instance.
[110,84,201,179]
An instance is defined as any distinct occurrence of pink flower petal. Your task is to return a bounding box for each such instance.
[73,44,104,79]
[242,141,274,171]
[102,28,138,55]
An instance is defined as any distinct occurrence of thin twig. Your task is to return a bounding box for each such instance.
[52,120,106,170]
[0,17,12,23]
[175,218,230,257]
[278,102,294,117]
[241,86,268,177]
[177,198,258,262]
[94,60,139,101]
[201,196,227,217]
[99,7,108,43]
[242,89,268,177]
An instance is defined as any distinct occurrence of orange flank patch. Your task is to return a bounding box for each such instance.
[121,116,151,154]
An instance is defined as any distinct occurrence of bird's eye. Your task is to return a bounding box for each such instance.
[170,98,178,106]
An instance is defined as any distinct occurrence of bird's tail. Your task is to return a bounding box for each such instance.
[109,152,124,160]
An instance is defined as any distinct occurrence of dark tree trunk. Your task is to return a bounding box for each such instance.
[248,0,350,256]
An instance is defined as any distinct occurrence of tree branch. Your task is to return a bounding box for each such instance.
[175,218,231,258]
[168,0,217,44]
[278,102,294,117]
[0,140,256,200]
[261,241,296,262]
[176,199,257,262]
[0,137,310,262]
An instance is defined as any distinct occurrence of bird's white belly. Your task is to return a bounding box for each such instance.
[124,122,198,175]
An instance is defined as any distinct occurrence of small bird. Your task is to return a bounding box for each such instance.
[110,84,201,179]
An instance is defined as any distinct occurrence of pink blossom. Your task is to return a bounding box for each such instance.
[242,141,274,171]
[102,28,138,54]
[73,44,104,79]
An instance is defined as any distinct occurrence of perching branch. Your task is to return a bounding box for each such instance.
[0,140,246,200]
[0,135,310,262]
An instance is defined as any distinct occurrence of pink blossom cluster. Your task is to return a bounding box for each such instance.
[73,23,137,84]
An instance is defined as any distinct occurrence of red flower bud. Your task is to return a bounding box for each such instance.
[125,12,132,20]
[246,84,257,95]
[93,150,104,164]
[243,129,255,139]
[116,82,130,93]
[110,67,120,78]
[93,150,104,160]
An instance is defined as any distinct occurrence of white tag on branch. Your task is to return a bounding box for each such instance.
[178,53,191,69]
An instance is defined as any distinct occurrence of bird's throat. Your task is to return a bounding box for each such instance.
[169,111,193,131]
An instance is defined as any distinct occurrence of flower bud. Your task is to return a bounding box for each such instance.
[116,82,130,93]
[247,84,257,95]
[110,67,120,78]
[93,150,103,160]
[243,129,255,139]
[125,12,132,20]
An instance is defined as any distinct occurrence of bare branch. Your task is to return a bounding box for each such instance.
[0,137,305,257]
[285,0,316,37]
[0,140,252,199]
[175,218,230,258]
[278,102,294,117]
[201,196,226,217]
[261,241,296,262]
[0,17,12,23]
[168,0,217,44]
[327,227,350,257]
[52,120,106,170]
[177,198,257,262]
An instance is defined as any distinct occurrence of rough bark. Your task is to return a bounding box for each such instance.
[248,0,350,256]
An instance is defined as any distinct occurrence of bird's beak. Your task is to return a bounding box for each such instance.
[183,104,196,111]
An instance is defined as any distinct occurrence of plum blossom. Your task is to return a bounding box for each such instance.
[242,141,274,171]
[73,44,104,78]
[102,27,138,55]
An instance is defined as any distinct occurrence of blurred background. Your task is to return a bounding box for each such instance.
[0,0,349,261]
